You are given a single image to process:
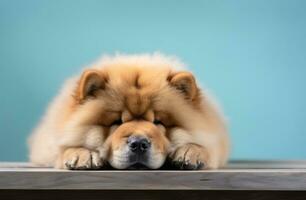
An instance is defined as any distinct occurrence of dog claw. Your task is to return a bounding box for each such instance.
[196,161,205,169]
[171,159,205,170]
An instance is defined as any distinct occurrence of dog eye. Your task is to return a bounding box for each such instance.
[153,119,163,125]
[112,119,123,126]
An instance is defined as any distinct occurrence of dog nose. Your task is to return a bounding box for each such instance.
[127,136,151,153]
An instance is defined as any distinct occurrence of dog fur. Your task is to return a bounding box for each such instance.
[28,53,229,170]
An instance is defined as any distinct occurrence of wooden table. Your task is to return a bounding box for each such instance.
[1,160,306,199]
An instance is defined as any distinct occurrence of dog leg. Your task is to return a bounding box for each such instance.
[169,143,210,170]
[56,147,105,169]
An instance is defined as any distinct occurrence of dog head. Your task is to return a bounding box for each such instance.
[73,64,200,169]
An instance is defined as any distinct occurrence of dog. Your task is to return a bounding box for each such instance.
[28,53,229,170]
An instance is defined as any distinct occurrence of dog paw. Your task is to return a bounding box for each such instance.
[170,144,209,170]
[61,147,105,170]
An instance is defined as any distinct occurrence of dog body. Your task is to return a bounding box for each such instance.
[29,54,229,169]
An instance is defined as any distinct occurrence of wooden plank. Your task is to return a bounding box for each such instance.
[0,161,306,190]
[1,190,306,200]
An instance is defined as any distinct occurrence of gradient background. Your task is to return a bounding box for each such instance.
[0,0,305,161]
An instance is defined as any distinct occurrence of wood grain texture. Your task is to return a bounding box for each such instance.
[0,161,306,190]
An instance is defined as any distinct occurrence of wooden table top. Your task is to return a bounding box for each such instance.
[1,160,306,190]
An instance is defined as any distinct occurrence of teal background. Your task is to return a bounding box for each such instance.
[0,0,306,161]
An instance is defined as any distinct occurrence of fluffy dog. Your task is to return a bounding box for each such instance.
[28,53,229,170]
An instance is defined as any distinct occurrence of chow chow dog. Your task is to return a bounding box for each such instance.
[28,53,229,170]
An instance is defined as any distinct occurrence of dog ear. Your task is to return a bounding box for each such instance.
[168,71,197,100]
[76,69,106,102]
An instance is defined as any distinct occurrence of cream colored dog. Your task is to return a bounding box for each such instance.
[29,53,229,170]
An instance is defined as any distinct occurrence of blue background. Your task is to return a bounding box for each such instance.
[0,0,305,161]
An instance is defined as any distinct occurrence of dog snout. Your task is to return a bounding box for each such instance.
[127,135,151,153]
